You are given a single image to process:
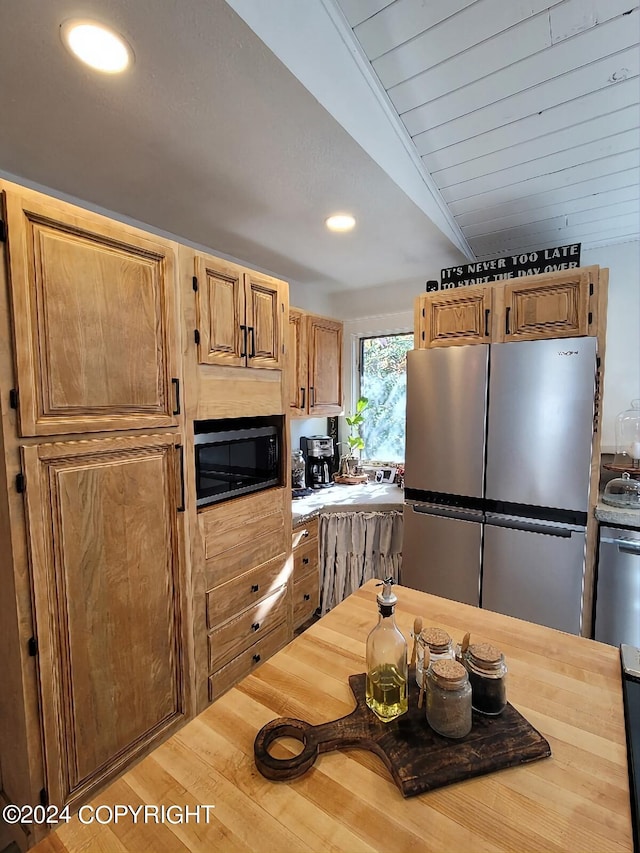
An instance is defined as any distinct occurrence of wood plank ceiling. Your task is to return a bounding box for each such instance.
[334,0,640,259]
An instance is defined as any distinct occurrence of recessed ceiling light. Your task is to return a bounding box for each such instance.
[325,214,356,233]
[60,19,133,73]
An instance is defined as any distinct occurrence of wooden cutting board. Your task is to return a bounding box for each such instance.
[254,671,551,797]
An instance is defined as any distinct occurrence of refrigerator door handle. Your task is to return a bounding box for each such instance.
[485,515,574,537]
[600,538,640,554]
[409,503,483,524]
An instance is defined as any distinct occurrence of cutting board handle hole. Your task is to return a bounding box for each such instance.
[267,735,306,759]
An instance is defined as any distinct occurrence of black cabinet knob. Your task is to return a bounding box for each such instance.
[251,622,260,632]
[252,654,261,663]
[251,584,259,593]
[304,593,311,601]
[303,557,309,565]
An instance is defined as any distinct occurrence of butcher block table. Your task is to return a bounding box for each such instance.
[33,580,633,853]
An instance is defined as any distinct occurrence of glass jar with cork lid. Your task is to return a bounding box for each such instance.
[425,659,472,739]
[463,642,507,715]
[415,626,455,688]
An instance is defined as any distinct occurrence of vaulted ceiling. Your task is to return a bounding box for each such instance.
[333,0,640,259]
[0,0,637,297]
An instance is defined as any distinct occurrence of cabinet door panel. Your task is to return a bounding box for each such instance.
[418,285,491,347]
[308,316,343,415]
[4,189,178,435]
[22,435,184,808]
[195,255,245,366]
[288,309,307,413]
[245,273,284,369]
[498,269,591,342]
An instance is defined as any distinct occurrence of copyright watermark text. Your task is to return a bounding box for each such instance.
[2,803,215,826]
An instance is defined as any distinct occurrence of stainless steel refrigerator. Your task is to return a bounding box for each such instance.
[402,336,597,635]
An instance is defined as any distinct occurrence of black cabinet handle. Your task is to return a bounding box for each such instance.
[251,622,260,632]
[248,326,256,358]
[303,594,311,601]
[251,584,259,593]
[252,653,261,663]
[302,530,309,538]
[505,306,511,335]
[310,386,315,407]
[176,444,185,512]
[240,324,247,357]
[171,378,181,415]
[484,309,490,337]
[303,557,309,565]
[300,387,306,409]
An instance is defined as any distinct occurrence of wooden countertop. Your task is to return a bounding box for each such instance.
[33,580,633,853]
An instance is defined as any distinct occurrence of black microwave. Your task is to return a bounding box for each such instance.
[194,417,282,508]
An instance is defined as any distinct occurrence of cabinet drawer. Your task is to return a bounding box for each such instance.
[292,517,318,551]
[206,552,289,629]
[208,620,291,701]
[200,488,286,560]
[205,525,286,589]
[208,584,289,672]
[293,571,320,628]
[294,539,318,582]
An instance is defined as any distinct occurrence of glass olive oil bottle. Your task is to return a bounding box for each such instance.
[366,578,408,722]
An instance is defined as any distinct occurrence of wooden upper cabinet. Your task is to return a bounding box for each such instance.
[288,308,307,413]
[288,310,343,417]
[308,315,343,415]
[21,434,185,809]
[416,284,493,348]
[194,255,245,366]
[495,268,592,343]
[416,268,597,348]
[245,271,286,369]
[2,187,180,436]
[194,252,286,370]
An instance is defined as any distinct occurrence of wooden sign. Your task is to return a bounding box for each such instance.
[439,243,581,289]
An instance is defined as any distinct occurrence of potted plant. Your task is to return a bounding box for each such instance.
[339,396,368,477]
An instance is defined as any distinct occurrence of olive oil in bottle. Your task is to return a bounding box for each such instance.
[366,578,408,723]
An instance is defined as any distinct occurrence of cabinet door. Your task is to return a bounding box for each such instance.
[417,285,492,348]
[3,188,179,435]
[244,272,286,369]
[288,308,308,414]
[194,254,246,366]
[22,434,185,809]
[308,316,343,415]
[496,269,591,342]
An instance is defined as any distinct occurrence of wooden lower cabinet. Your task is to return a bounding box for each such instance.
[292,517,320,630]
[21,434,186,810]
[208,620,291,699]
[201,488,292,702]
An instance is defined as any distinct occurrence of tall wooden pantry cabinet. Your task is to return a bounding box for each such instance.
[0,181,190,848]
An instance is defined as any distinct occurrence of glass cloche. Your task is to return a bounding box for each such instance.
[602,472,640,508]
[613,399,640,471]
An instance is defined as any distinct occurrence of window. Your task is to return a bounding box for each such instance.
[359,333,413,463]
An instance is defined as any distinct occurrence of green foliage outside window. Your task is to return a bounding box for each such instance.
[359,333,413,463]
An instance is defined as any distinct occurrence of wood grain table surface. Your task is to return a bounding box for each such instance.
[33,579,633,853]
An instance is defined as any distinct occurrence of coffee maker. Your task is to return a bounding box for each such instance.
[301,436,334,489]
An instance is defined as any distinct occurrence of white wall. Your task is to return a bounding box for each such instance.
[331,240,640,454]
[288,281,334,315]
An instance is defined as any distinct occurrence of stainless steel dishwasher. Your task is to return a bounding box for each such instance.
[594,526,640,647]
